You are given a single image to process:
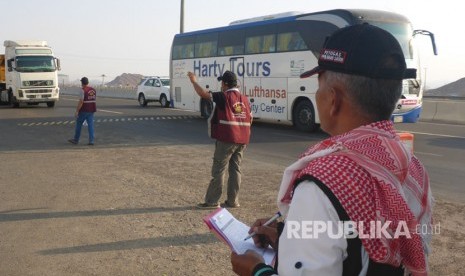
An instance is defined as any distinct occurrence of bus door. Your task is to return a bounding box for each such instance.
[230,57,260,117]
[251,53,288,121]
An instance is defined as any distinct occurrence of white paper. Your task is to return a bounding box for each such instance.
[209,208,275,265]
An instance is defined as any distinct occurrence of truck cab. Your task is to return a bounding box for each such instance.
[0,40,61,107]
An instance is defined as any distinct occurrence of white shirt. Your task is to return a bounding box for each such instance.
[276,180,369,276]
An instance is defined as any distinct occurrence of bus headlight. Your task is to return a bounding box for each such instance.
[23,81,30,87]
[46,80,53,86]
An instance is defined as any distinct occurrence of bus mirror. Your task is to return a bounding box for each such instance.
[430,33,438,56]
[300,86,306,91]
[413,30,438,56]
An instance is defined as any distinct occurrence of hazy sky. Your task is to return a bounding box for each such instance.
[2,0,462,88]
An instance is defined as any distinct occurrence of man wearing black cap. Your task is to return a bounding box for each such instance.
[187,70,252,209]
[231,24,433,276]
[68,77,97,145]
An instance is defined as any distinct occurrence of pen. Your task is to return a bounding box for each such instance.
[244,211,282,241]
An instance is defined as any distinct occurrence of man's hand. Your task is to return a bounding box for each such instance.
[231,250,265,276]
[250,218,279,250]
[187,71,197,84]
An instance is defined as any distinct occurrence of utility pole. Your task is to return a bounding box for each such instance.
[180,0,184,33]
[101,74,106,87]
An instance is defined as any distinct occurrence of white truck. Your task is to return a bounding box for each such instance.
[0,40,61,107]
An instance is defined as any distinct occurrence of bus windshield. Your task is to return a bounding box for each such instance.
[365,21,413,59]
[15,56,56,72]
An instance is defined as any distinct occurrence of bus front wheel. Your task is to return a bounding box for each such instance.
[293,100,318,132]
[201,99,213,118]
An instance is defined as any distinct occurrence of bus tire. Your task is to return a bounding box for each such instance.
[200,99,213,118]
[160,94,169,107]
[293,100,318,132]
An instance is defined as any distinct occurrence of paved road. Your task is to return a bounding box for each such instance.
[1,95,464,202]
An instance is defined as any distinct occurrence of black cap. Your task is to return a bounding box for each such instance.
[80,77,89,85]
[300,24,416,80]
[217,71,237,85]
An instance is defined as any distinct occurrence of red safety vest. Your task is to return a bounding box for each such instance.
[210,88,251,144]
[80,86,97,113]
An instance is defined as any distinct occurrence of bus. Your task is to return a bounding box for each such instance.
[170,9,437,132]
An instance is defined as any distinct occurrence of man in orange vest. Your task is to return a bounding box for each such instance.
[68,77,97,145]
[188,71,252,209]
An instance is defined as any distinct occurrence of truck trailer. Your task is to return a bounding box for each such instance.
[0,40,61,107]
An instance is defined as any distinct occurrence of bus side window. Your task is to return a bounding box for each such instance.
[218,29,245,56]
[262,34,276,53]
[277,32,307,52]
[246,36,261,54]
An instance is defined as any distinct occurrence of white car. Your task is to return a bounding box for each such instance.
[136,77,171,107]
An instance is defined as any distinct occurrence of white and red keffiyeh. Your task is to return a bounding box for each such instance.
[277,121,433,276]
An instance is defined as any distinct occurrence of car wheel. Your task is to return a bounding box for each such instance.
[46,101,55,108]
[293,100,318,132]
[138,93,147,107]
[160,94,169,107]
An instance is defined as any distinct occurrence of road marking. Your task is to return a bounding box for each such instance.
[401,131,465,139]
[415,151,443,157]
[98,109,123,114]
[17,115,202,127]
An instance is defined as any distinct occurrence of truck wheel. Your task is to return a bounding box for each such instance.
[159,94,169,107]
[46,101,55,108]
[8,91,19,108]
[138,93,147,107]
[293,100,318,132]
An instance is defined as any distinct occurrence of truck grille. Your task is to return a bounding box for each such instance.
[27,89,54,94]
[23,80,54,87]
[27,94,52,99]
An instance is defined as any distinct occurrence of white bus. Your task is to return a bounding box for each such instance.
[170,9,437,132]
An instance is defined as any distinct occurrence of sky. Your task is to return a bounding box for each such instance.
[2,0,463,89]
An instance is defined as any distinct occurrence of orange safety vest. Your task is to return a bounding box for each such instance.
[210,88,251,144]
[80,86,97,113]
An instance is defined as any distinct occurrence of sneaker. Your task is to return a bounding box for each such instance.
[68,139,78,145]
[88,142,94,146]
[220,201,240,208]
[196,202,220,209]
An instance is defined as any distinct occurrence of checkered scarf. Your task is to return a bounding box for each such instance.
[277,121,433,275]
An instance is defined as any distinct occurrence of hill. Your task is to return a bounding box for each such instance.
[106,73,144,88]
[425,77,465,97]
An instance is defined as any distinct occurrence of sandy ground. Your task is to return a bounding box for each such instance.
[0,145,463,275]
